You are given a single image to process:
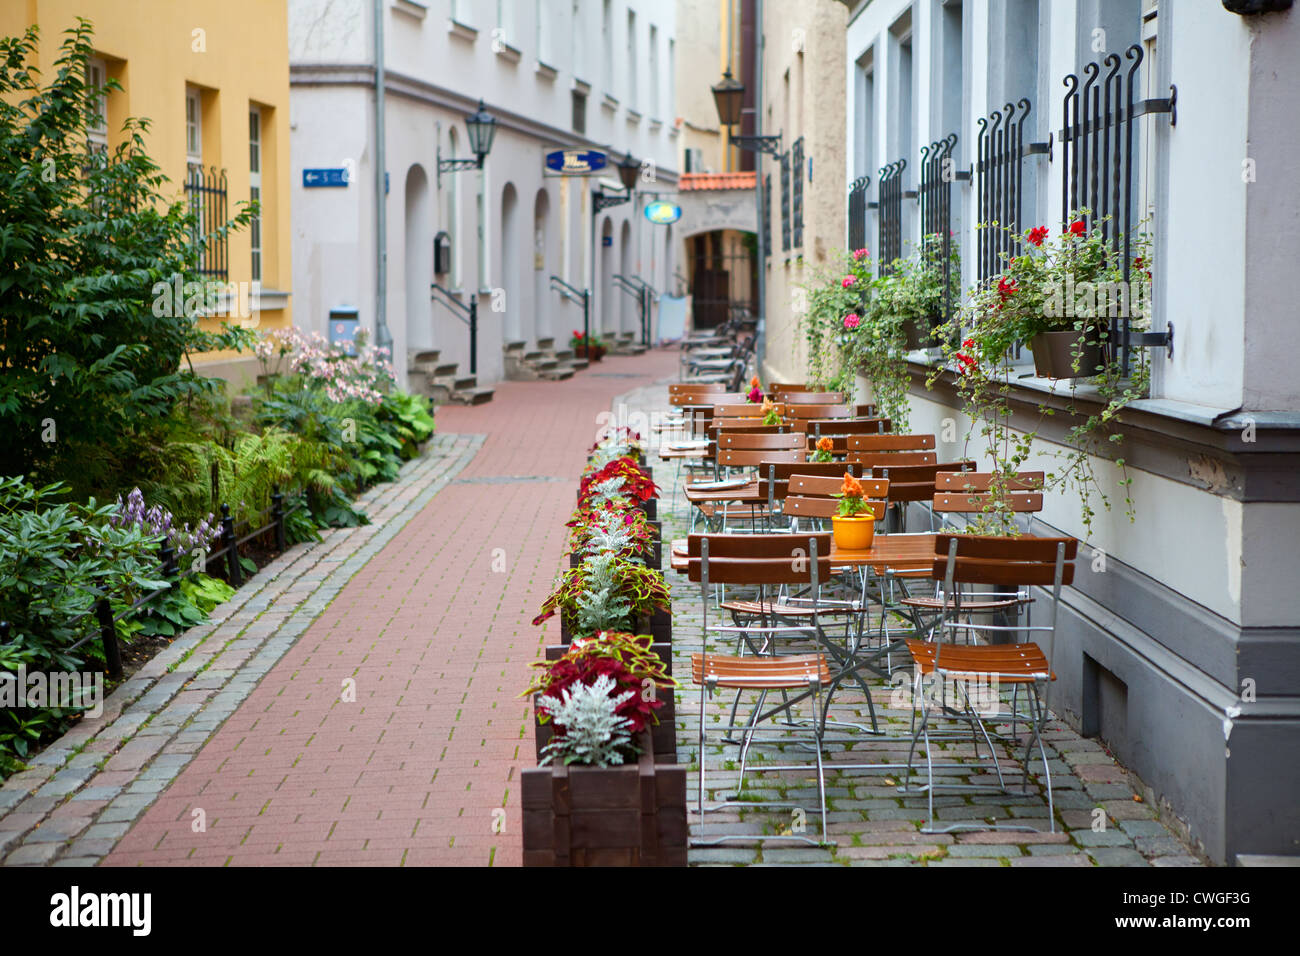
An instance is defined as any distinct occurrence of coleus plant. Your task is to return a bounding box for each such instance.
[577,457,660,507]
[532,551,671,636]
[522,630,674,736]
[588,427,645,465]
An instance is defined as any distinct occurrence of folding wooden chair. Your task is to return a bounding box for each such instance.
[755,460,867,524]
[872,461,978,530]
[903,534,1077,834]
[803,418,893,456]
[768,383,809,397]
[686,533,837,846]
[848,434,939,530]
[782,403,855,432]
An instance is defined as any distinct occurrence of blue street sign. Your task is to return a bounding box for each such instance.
[644,200,682,225]
[545,149,608,174]
[602,235,613,247]
[303,167,350,188]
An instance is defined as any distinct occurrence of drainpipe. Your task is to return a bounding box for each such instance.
[373,0,393,356]
[754,0,766,375]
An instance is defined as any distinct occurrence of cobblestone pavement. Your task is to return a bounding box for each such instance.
[619,379,1207,868]
[0,347,679,867]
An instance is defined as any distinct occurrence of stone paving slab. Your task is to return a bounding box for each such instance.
[614,378,1210,868]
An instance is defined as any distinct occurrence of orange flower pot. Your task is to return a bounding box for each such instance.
[831,514,875,551]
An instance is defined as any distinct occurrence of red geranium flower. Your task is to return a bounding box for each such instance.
[1068,219,1086,237]
[1026,226,1048,246]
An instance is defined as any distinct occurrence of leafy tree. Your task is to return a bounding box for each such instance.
[0,20,254,493]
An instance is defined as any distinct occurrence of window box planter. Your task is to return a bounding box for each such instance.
[559,608,671,645]
[901,313,942,350]
[574,343,606,362]
[1027,329,1108,380]
[521,729,688,866]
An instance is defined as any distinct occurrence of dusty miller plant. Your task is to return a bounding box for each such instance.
[538,674,638,767]
[574,551,633,633]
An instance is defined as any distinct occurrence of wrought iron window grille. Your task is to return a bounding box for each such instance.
[185,163,229,280]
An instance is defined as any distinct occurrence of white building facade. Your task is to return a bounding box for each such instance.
[840,0,1300,864]
[289,0,681,387]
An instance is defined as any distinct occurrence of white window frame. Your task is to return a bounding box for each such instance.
[649,24,659,119]
[86,58,108,151]
[186,87,202,165]
[249,107,263,284]
[626,10,637,109]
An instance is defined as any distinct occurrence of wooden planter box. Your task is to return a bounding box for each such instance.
[574,343,607,362]
[522,729,688,867]
[533,639,677,762]
[560,608,671,645]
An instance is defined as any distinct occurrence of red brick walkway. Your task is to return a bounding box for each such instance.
[104,347,678,866]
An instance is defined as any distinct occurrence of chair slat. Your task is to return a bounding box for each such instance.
[934,471,1046,492]
[846,433,936,451]
[849,451,938,467]
[933,492,1044,513]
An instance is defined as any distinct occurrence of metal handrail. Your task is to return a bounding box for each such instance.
[431,283,480,375]
[549,275,591,346]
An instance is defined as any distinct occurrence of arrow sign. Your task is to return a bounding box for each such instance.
[303,167,350,188]
[544,149,608,175]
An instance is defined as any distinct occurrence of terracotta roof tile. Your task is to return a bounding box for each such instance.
[679,172,757,191]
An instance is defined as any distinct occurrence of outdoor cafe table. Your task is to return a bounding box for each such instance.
[681,477,764,531]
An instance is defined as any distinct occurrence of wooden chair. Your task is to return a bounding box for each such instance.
[903,534,1077,834]
[755,461,866,523]
[686,533,837,846]
[872,461,978,526]
[847,435,940,496]
[805,418,892,439]
[768,383,809,397]
[716,432,806,469]
[668,382,729,406]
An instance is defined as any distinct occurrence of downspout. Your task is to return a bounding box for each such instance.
[373,0,393,355]
[754,0,766,375]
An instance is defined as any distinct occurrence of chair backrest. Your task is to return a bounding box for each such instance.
[712,402,786,419]
[778,391,846,405]
[851,451,938,468]
[932,471,1045,514]
[716,432,806,452]
[783,403,853,420]
[685,532,833,584]
[708,423,786,441]
[768,383,808,397]
[717,447,805,468]
[846,433,937,453]
[783,474,890,522]
[931,534,1076,588]
[872,460,978,503]
[757,460,866,505]
[669,382,728,406]
[806,418,892,438]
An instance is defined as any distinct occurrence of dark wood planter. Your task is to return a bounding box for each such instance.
[574,344,607,362]
[559,608,671,645]
[1028,330,1108,379]
[522,729,688,866]
[901,313,942,350]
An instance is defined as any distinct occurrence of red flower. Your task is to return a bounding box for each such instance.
[996,275,1018,302]
[1026,226,1048,247]
[1068,219,1086,237]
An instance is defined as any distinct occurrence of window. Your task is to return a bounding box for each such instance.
[536,0,552,64]
[86,58,108,152]
[649,25,659,118]
[450,0,472,26]
[186,87,202,165]
[572,89,587,134]
[496,0,515,45]
[627,10,637,109]
[571,0,584,78]
[249,107,262,283]
[668,39,675,122]
[602,0,613,95]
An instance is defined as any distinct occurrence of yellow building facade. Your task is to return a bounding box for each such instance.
[1,0,293,384]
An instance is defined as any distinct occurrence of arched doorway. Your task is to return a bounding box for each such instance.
[533,188,551,342]
[404,163,431,350]
[599,216,613,336]
[501,182,521,342]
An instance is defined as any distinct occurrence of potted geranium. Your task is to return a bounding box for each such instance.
[967,216,1150,379]
[570,329,606,361]
[830,471,875,550]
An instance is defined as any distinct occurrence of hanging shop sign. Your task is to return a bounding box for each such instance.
[544,149,608,175]
[644,200,682,225]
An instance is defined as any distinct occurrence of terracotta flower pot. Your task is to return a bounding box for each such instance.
[831,513,875,551]
[1028,330,1107,379]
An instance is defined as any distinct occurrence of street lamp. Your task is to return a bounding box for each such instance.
[594,151,639,212]
[438,99,498,187]
[710,71,782,156]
